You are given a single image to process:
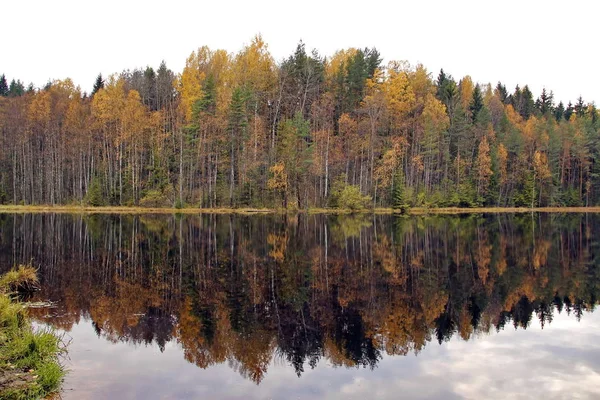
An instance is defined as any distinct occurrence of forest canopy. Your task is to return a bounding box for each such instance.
[0,35,598,209]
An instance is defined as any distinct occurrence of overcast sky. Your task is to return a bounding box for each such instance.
[2,0,597,104]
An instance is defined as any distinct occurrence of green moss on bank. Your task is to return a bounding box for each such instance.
[0,267,65,399]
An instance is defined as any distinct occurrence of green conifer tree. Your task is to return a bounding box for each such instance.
[469,84,484,123]
[91,74,104,97]
[0,74,8,96]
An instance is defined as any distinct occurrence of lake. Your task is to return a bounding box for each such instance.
[1,213,599,399]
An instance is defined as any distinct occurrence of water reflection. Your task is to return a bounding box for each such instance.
[0,213,598,392]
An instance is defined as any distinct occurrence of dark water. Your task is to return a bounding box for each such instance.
[1,213,600,399]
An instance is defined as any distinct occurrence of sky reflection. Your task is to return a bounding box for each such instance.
[54,309,600,400]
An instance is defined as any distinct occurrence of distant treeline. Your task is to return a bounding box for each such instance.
[0,36,598,208]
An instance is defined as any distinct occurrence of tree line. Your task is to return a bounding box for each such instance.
[1,35,598,208]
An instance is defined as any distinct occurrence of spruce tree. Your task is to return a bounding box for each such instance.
[495,82,509,104]
[392,170,408,211]
[510,85,521,111]
[436,69,457,109]
[91,73,104,96]
[574,96,585,117]
[590,105,598,125]
[519,85,535,119]
[8,79,24,97]
[197,75,216,115]
[0,74,8,96]
[143,67,157,110]
[536,88,554,115]
[564,102,574,121]
[345,49,368,110]
[436,69,448,101]
[554,101,565,121]
[156,60,175,111]
[469,84,484,123]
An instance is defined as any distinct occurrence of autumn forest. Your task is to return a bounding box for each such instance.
[0,36,598,209]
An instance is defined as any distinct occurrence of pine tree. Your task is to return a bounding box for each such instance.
[365,47,382,78]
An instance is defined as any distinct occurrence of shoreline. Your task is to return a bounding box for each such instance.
[1,205,600,215]
[0,267,65,399]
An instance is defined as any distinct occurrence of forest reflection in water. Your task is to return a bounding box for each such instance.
[0,212,598,394]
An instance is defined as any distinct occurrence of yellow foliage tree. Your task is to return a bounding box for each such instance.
[459,75,474,110]
[178,50,206,122]
[267,162,288,207]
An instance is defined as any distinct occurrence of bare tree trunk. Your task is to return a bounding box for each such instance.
[230,128,235,207]
[119,143,123,205]
[324,130,330,199]
[179,130,183,205]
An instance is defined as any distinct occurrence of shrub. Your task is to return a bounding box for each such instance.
[85,178,105,206]
[336,185,371,210]
[140,189,171,208]
[392,174,409,211]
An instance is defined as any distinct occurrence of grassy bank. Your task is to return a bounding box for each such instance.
[0,266,65,399]
[2,204,600,215]
[0,205,275,215]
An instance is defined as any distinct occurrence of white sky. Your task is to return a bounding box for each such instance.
[2,0,598,105]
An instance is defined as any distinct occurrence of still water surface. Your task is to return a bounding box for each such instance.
[1,213,599,399]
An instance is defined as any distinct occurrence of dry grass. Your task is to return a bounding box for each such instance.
[2,204,600,215]
[0,265,40,294]
[396,207,600,214]
[309,206,600,215]
[0,205,276,215]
